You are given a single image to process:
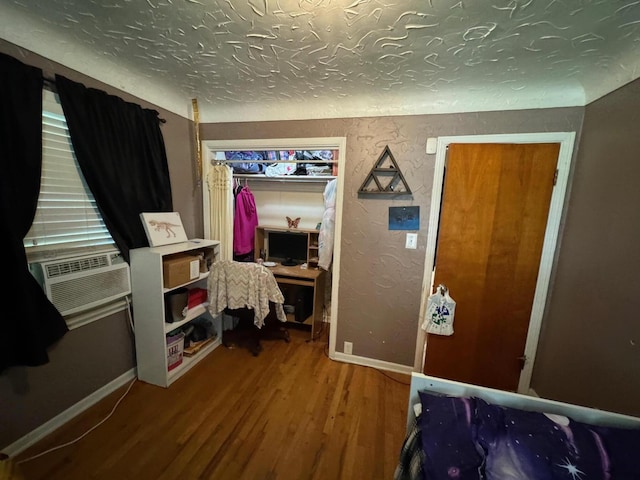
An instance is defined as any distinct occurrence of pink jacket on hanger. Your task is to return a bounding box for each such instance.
[233,185,259,256]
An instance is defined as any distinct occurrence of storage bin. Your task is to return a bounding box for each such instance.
[165,288,188,323]
[187,287,208,309]
[166,332,185,371]
[162,253,200,288]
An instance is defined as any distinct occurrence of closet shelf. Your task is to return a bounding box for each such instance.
[224,159,337,164]
[234,174,336,183]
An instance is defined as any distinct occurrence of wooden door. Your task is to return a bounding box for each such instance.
[424,143,560,392]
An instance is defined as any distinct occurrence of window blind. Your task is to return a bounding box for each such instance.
[23,89,114,252]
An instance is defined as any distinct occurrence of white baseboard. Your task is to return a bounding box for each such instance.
[3,368,137,457]
[332,352,414,376]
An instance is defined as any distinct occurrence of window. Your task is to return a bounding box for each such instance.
[24,90,127,328]
[24,89,114,257]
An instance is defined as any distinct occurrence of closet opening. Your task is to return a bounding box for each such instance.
[201,138,346,344]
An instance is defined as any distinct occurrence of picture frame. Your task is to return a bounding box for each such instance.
[140,212,188,246]
[388,206,420,231]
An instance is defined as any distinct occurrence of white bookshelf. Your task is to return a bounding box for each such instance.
[130,239,221,387]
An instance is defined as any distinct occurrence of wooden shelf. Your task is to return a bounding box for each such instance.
[254,226,326,341]
[358,145,411,194]
[254,225,321,267]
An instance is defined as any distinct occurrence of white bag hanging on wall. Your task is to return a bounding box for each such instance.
[422,284,456,336]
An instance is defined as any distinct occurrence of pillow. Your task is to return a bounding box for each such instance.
[475,398,607,480]
[593,424,640,480]
[418,391,484,480]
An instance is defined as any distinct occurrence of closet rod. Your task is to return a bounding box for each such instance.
[214,159,336,164]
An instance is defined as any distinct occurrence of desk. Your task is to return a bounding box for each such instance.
[265,263,326,341]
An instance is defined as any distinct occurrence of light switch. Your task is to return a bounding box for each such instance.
[426,137,438,155]
[405,233,418,249]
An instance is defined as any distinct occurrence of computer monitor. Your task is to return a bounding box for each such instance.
[267,231,308,266]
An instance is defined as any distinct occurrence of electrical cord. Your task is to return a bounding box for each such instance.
[125,295,134,333]
[17,377,137,464]
[310,319,326,342]
[374,368,411,385]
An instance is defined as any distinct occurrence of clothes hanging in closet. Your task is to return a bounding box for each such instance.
[318,178,337,270]
[233,181,259,258]
[206,164,234,262]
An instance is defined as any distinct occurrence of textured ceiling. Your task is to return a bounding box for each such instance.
[1,0,639,123]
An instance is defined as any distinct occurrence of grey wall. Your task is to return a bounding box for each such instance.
[0,40,196,449]
[200,109,585,370]
[202,99,640,417]
[0,315,134,448]
[3,37,638,451]
[531,78,640,416]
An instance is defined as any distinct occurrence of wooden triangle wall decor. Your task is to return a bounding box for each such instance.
[358,145,412,195]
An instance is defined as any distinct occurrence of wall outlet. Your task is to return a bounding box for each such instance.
[344,341,353,355]
[405,233,418,249]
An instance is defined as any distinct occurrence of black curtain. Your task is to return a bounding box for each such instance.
[55,75,173,263]
[0,54,68,372]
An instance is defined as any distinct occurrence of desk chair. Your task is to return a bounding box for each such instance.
[223,303,289,356]
[207,260,289,356]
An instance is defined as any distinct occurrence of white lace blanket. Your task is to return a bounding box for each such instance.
[207,260,286,328]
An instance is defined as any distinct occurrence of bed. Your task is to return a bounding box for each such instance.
[396,372,640,480]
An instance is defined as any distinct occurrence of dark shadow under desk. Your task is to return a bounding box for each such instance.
[222,303,290,356]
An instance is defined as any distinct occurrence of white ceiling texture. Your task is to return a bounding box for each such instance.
[1,0,639,123]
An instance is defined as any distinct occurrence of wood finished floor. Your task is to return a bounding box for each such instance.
[15,326,410,480]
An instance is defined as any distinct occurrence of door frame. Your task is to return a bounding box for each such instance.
[414,132,576,394]
[201,137,347,358]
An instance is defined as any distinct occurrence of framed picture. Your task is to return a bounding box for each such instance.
[140,212,188,246]
[389,206,420,230]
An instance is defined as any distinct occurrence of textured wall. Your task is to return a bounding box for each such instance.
[201,108,584,368]
[4,31,636,450]
[532,78,640,417]
[0,39,195,449]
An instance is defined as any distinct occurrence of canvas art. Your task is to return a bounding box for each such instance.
[140,212,188,246]
[389,206,419,230]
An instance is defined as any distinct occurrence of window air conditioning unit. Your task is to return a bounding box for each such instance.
[30,251,131,316]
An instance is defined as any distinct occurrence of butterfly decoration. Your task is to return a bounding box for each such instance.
[286,216,301,228]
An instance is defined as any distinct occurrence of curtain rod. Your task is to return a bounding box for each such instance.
[43,74,166,123]
[43,76,56,91]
